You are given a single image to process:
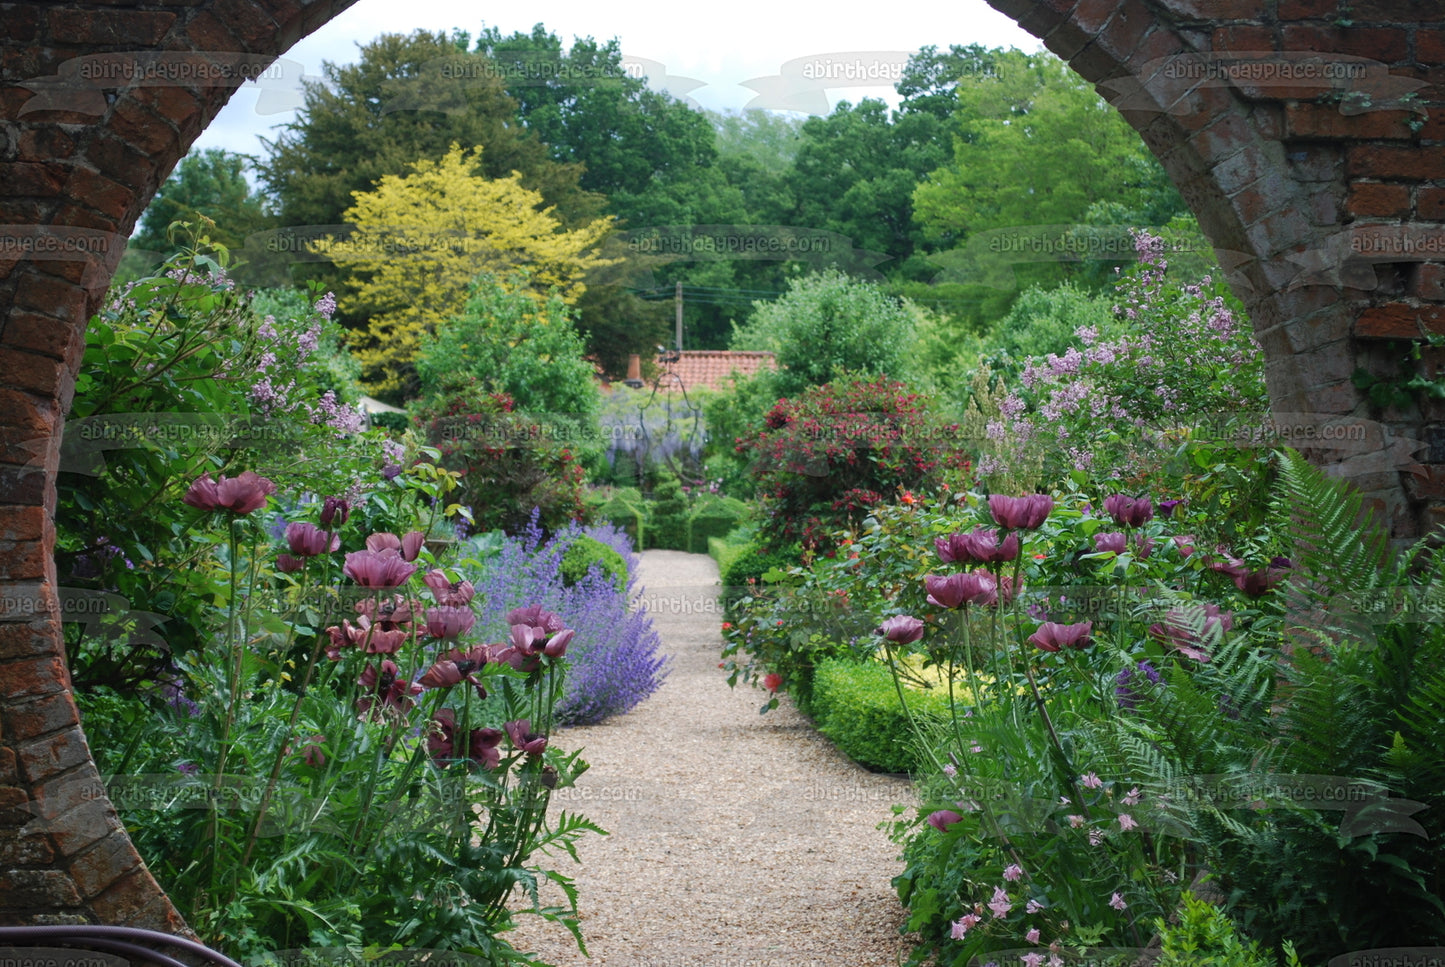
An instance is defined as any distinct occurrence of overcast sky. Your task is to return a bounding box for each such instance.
[196,0,1043,158]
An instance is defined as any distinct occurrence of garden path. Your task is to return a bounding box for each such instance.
[505,549,917,966]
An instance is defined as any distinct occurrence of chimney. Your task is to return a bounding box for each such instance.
[624,353,643,389]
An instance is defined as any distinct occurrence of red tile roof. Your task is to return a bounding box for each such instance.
[653,350,777,394]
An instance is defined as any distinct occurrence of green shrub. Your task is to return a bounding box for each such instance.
[811,658,949,774]
[648,473,690,550]
[719,540,803,621]
[708,527,752,578]
[598,487,648,549]
[559,534,628,594]
[1157,894,1303,967]
[687,494,750,553]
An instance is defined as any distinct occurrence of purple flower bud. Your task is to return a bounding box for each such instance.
[877,615,925,644]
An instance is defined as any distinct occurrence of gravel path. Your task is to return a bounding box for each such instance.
[505,550,918,967]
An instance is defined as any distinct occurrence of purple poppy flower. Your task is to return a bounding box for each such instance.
[276,553,306,573]
[320,496,350,527]
[182,471,276,515]
[418,645,488,692]
[429,709,502,769]
[542,627,575,659]
[423,568,476,606]
[1149,604,1232,662]
[505,719,548,756]
[1103,494,1153,527]
[1157,499,1183,518]
[925,572,997,609]
[354,594,419,631]
[927,809,964,832]
[344,548,417,589]
[424,606,476,640]
[1028,621,1093,652]
[1094,532,1128,554]
[877,615,925,644]
[357,660,421,718]
[506,604,566,633]
[989,494,1054,530]
[285,522,340,557]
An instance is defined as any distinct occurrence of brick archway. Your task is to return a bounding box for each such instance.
[0,0,1441,932]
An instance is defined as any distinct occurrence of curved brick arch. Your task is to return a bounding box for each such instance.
[0,0,1442,934]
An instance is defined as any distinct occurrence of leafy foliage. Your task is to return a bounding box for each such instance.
[326,145,614,398]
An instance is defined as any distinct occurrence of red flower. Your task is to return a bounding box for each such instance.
[505,719,548,756]
[762,673,783,693]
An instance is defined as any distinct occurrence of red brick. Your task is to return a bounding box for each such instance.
[0,162,65,198]
[1191,111,1256,167]
[0,464,49,505]
[0,748,16,784]
[0,506,46,543]
[1287,103,1417,140]
[89,869,164,924]
[0,870,82,908]
[1357,303,1424,338]
[0,348,65,397]
[2,312,81,361]
[82,133,156,189]
[1351,0,1445,19]
[1213,25,1276,53]
[68,832,142,899]
[181,11,244,53]
[130,84,205,144]
[1347,145,1445,180]
[1,655,70,703]
[63,167,134,223]
[4,693,79,741]
[211,0,282,49]
[0,539,48,580]
[1281,25,1409,62]
[0,623,52,663]
[1097,0,1154,62]
[16,127,77,165]
[1279,0,1344,16]
[1156,0,1261,17]
[1421,187,1445,220]
[12,271,88,321]
[1347,182,1412,217]
[0,829,55,867]
[1421,30,1445,66]
[105,100,178,158]
[1413,263,1445,301]
[47,8,177,46]
[0,3,43,42]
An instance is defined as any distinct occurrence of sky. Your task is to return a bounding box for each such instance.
[194,0,1044,158]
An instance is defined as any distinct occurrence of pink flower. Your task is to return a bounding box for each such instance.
[1067,815,1085,828]
[950,913,982,939]
[1025,899,1044,914]
[989,493,1053,530]
[1089,829,1104,846]
[1028,621,1092,652]
[182,471,276,514]
[942,764,957,778]
[1081,772,1103,789]
[877,615,925,644]
[988,886,1012,917]
[1122,787,1141,805]
[1119,813,1138,831]
[1025,927,1041,944]
[1022,954,1046,967]
[423,569,476,606]
[1004,863,1023,882]
[285,521,340,557]
[928,810,965,833]
[1110,892,1127,911]
[344,548,417,589]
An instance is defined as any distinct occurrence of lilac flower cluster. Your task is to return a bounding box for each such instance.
[242,296,365,436]
[468,514,666,724]
[980,231,1265,480]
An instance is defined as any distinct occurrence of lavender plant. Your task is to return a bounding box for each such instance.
[458,514,667,725]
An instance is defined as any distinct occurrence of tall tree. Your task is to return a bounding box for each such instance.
[255,30,605,274]
[131,147,270,260]
[328,144,613,399]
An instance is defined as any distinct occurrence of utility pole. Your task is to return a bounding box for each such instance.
[675,280,683,352]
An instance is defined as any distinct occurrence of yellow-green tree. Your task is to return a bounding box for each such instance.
[325,143,614,398]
